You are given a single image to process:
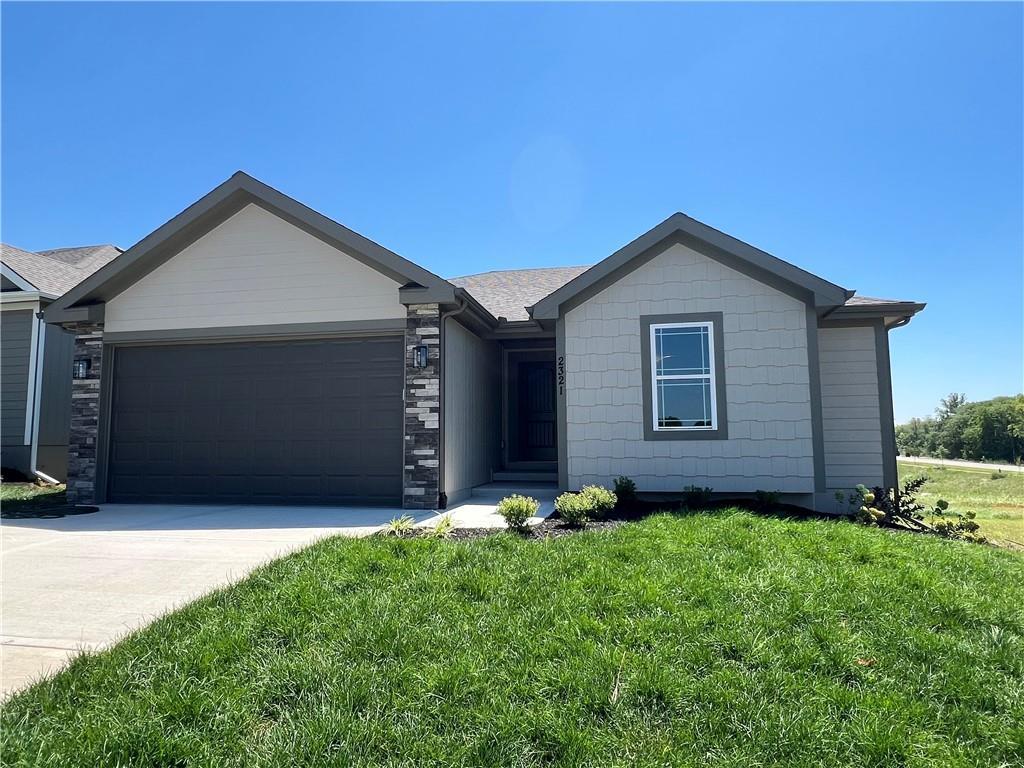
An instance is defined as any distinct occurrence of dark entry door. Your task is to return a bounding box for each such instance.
[106,336,404,506]
[516,360,557,462]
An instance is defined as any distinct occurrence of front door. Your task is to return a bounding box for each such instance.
[515,360,557,462]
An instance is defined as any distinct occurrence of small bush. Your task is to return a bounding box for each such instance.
[990,471,1006,481]
[753,490,781,513]
[581,485,617,518]
[555,492,593,528]
[428,513,455,540]
[497,494,538,532]
[849,484,885,525]
[613,476,636,506]
[682,485,713,508]
[929,499,986,543]
[382,515,415,537]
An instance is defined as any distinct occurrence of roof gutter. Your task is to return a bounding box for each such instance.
[28,310,59,485]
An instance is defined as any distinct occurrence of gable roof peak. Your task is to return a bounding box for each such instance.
[529,212,852,320]
[44,172,458,323]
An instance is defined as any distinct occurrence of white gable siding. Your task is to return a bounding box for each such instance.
[105,204,405,332]
[818,326,883,491]
[563,242,814,493]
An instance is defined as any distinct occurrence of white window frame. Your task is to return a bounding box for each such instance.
[649,321,718,432]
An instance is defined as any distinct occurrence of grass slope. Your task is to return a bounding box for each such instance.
[3,512,1022,767]
[898,460,1024,544]
[0,482,65,507]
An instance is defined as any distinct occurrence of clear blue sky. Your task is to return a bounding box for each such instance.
[2,2,1021,422]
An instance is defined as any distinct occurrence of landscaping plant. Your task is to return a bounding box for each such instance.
[928,499,986,543]
[580,485,616,518]
[613,475,637,507]
[554,491,593,528]
[752,490,781,513]
[681,485,713,508]
[382,515,416,537]
[853,478,988,544]
[428,513,456,540]
[496,494,538,533]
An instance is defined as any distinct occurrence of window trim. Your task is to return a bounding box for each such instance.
[649,321,717,431]
[640,312,728,441]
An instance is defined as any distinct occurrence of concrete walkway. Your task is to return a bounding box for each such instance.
[419,483,558,529]
[897,456,1024,473]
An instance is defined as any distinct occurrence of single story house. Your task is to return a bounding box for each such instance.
[43,172,924,512]
[2,243,121,481]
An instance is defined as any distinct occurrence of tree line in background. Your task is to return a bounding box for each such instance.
[896,393,1024,464]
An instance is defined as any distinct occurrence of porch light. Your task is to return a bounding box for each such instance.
[72,358,91,379]
[414,345,429,369]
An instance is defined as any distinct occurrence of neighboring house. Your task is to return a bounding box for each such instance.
[1,243,121,481]
[44,172,924,511]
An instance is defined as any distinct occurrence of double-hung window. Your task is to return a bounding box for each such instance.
[649,321,718,431]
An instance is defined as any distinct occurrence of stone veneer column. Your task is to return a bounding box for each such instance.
[66,322,104,505]
[403,304,441,509]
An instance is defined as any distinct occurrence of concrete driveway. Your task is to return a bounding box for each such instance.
[0,503,426,699]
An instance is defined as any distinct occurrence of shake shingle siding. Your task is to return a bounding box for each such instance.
[818,326,884,491]
[563,242,815,493]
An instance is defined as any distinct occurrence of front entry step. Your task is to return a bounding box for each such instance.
[492,471,558,484]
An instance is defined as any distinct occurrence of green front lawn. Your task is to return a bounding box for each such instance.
[898,460,1024,544]
[3,512,1022,767]
[0,482,66,513]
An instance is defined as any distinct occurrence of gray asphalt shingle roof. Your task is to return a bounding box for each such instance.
[449,267,918,322]
[449,265,591,321]
[1,243,121,297]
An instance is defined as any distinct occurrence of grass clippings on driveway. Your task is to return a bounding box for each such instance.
[2,511,1022,767]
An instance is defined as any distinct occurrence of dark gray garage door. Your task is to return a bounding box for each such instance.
[107,336,404,505]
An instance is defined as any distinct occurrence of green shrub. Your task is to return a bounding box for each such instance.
[849,484,885,525]
[555,492,593,528]
[929,499,986,543]
[990,471,1006,481]
[382,515,415,537]
[497,494,538,532]
[581,485,617,518]
[682,485,713,508]
[427,513,455,540]
[613,476,636,506]
[753,490,781,513]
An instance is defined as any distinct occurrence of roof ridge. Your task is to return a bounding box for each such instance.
[38,243,118,253]
[448,264,591,280]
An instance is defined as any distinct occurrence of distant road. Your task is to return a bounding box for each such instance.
[898,456,1024,474]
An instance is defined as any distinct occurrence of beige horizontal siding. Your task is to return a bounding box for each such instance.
[443,318,499,500]
[818,325,883,490]
[105,204,405,333]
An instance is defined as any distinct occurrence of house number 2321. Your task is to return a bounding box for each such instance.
[557,355,565,395]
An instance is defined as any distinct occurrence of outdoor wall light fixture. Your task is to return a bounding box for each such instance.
[72,358,91,379]
[414,345,429,369]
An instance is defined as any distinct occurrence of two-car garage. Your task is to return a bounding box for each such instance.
[105,336,405,506]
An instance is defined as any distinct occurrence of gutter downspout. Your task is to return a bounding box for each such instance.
[29,310,59,485]
[437,294,470,508]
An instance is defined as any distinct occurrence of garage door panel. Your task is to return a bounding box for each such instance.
[107,337,404,506]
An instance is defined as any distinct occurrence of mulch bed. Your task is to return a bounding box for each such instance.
[445,516,631,541]
[428,499,834,542]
